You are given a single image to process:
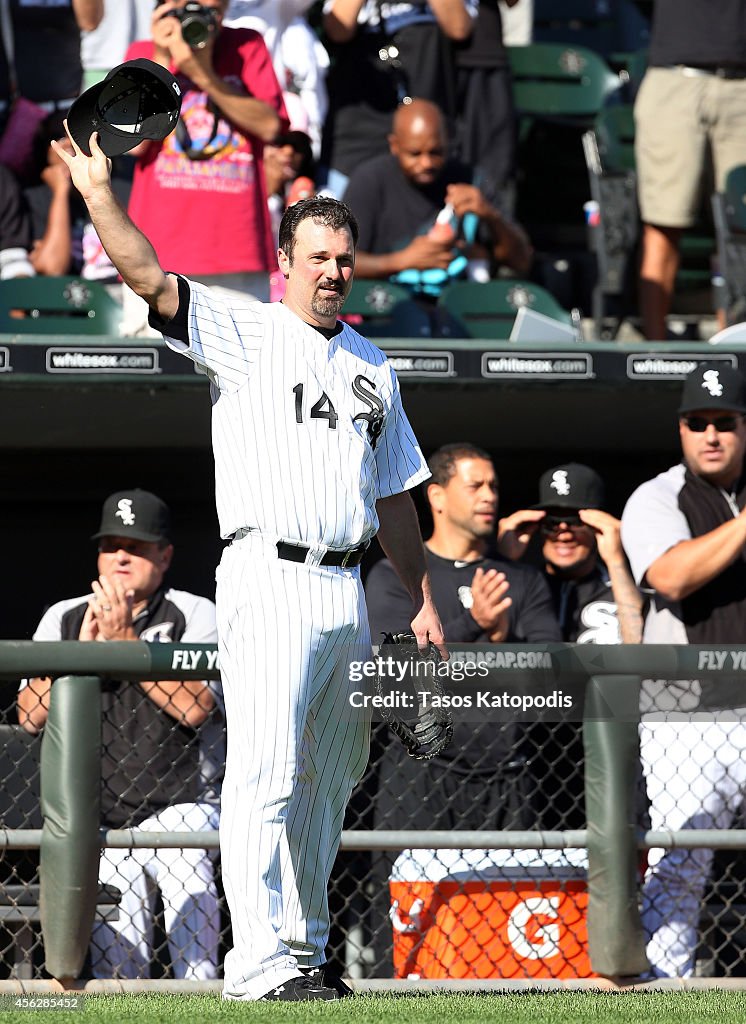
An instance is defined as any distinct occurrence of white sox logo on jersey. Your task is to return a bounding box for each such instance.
[292,374,385,450]
[139,621,176,643]
[576,601,621,644]
[351,375,384,449]
[115,498,136,526]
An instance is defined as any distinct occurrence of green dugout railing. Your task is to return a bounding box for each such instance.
[3,641,746,980]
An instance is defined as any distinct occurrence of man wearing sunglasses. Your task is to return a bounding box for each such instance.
[499,462,643,646]
[621,362,746,978]
[498,463,643,832]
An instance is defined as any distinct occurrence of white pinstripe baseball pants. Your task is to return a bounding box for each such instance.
[640,719,746,977]
[216,535,372,1000]
[91,802,220,979]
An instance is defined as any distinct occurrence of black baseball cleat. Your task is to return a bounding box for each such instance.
[300,965,354,997]
[258,974,339,1001]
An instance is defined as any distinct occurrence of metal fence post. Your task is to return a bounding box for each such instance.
[39,675,101,979]
[584,673,649,977]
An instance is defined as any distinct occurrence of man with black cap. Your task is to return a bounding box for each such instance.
[497,463,643,832]
[18,488,223,980]
[621,362,746,977]
[499,463,643,645]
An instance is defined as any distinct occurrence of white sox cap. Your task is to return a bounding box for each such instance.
[91,488,172,544]
[67,58,182,158]
[678,362,746,414]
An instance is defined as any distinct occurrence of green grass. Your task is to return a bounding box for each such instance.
[4,992,746,1024]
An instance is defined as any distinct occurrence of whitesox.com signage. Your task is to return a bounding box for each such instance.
[45,348,160,373]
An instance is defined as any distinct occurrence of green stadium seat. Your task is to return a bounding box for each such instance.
[507,42,623,121]
[341,279,432,337]
[533,0,650,70]
[435,279,574,340]
[0,276,123,335]
[507,44,624,314]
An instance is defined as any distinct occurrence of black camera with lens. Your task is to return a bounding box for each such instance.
[156,2,219,50]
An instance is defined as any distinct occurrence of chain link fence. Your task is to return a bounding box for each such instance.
[2,677,746,980]
[0,720,42,979]
[639,681,746,980]
[329,718,591,980]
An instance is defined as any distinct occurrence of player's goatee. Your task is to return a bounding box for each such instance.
[312,286,346,318]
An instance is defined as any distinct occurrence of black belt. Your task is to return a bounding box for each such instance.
[667,64,746,79]
[276,540,368,568]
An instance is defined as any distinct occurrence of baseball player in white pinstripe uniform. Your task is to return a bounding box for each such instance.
[56,126,445,1001]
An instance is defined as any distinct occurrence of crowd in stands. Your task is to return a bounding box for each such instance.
[3,0,746,987]
[2,0,741,340]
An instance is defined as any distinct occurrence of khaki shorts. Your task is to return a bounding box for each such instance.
[634,66,746,228]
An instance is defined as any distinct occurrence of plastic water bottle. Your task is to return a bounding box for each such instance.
[428,203,457,243]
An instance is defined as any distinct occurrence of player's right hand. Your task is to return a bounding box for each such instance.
[411,600,449,661]
[52,123,112,200]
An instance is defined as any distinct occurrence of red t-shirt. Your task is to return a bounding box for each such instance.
[126,32,287,275]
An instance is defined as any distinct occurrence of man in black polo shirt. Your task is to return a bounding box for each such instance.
[18,488,223,980]
[361,442,560,973]
[635,0,746,339]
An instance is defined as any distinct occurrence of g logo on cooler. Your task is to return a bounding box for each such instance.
[507,897,561,959]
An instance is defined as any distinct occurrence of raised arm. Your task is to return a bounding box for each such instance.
[580,508,643,644]
[375,491,447,657]
[52,127,179,321]
[30,142,74,277]
[497,507,546,560]
[352,234,457,279]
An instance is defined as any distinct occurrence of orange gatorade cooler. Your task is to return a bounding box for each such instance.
[389,848,594,979]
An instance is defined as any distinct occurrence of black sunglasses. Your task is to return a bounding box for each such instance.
[540,513,584,536]
[682,414,744,433]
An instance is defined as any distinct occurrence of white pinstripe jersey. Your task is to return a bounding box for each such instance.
[160,278,430,546]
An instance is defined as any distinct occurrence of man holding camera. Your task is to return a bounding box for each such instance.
[122,0,287,315]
